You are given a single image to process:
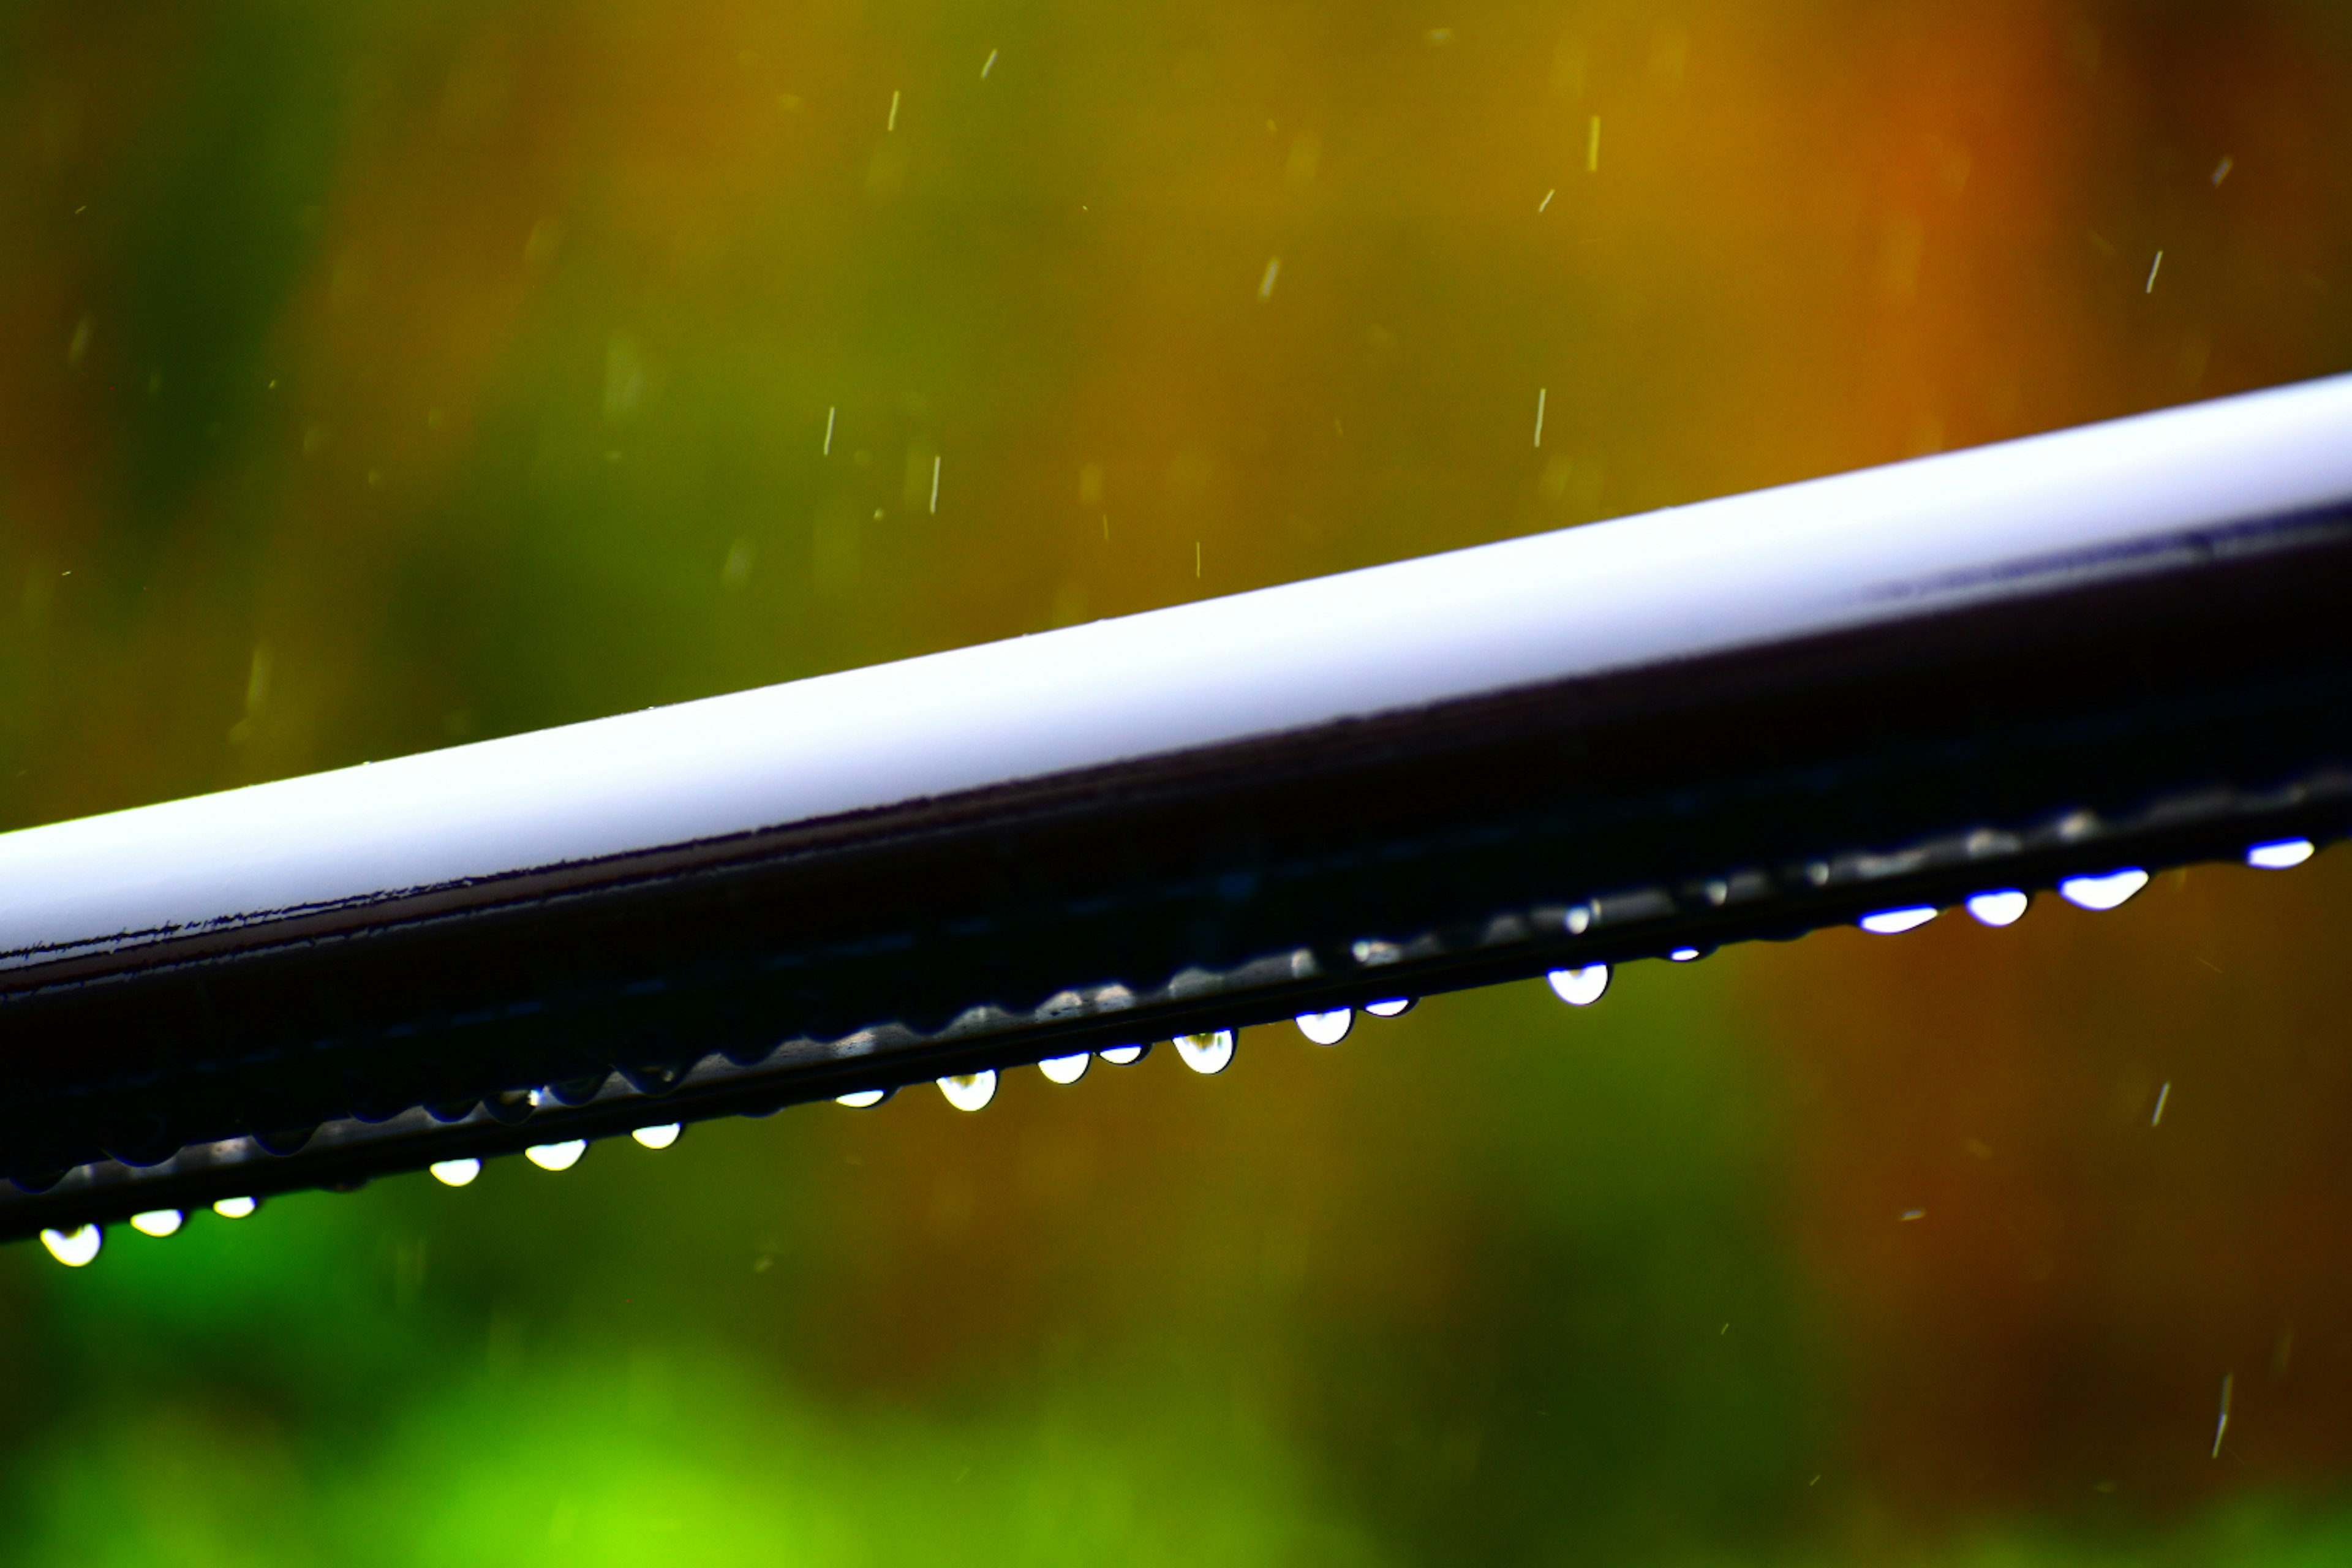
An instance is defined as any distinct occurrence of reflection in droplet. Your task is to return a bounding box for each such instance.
[1364,998,1414,1017]
[836,1088,888,1107]
[939,1071,998,1111]
[1295,1009,1352,1045]
[1546,964,1610,1006]
[1038,1053,1090,1084]
[429,1158,482,1187]
[1175,1031,1235,1074]
[1098,1044,1147,1066]
[39,1225,102,1266]
[2248,838,2316,870]
[1859,906,1938,935]
[1670,948,1702,962]
[2059,869,2150,911]
[129,1209,184,1238]
[213,1196,258,1219]
[631,1123,681,1150]
[525,1140,588,1172]
[1966,890,2030,927]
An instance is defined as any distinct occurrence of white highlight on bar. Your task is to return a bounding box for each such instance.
[3,378,2350,974]
[525,1140,587,1171]
[2247,838,2314,869]
[2059,869,2150,911]
[630,1123,680,1149]
[1859,906,1938,935]
[429,1158,481,1186]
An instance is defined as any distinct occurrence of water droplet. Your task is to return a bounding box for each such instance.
[1097,1044,1147,1065]
[938,1071,998,1111]
[1545,964,1610,1006]
[213,1196,258,1219]
[525,1140,588,1171]
[39,1224,101,1266]
[1364,998,1414,1017]
[129,1209,184,1238]
[1859,906,1939,935]
[835,1088,888,1107]
[1670,948,1703,962]
[631,1123,681,1150]
[1966,890,2030,927]
[1295,1009,1352,1045]
[1175,1031,1235,1074]
[2248,839,2315,870]
[2059,869,2149,911]
[1038,1052,1090,1084]
[429,1158,481,1186]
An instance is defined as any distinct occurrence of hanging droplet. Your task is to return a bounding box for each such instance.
[1669,948,1703,963]
[429,1158,481,1186]
[39,1224,102,1266]
[213,1196,258,1219]
[836,1088,889,1107]
[631,1123,681,1150]
[1546,964,1610,1006]
[1859,907,1938,935]
[1364,998,1414,1017]
[939,1071,998,1111]
[1097,1044,1147,1065]
[129,1209,184,1238]
[525,1140,587,1172]
[1295,1009,1352,1045]
[2247,838,2315,870]
[1038,1053,1090,1084]
[1175,1031,1235,1074]
[2059,869,2149,911]
[1966,890,2030,927]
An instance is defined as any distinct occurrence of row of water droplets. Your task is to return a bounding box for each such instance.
[39,1193,257,1268]
[36,1123,688,1269]
[851,1000,1424,1115]
[36,838,2317,1267]
[1849,839,2315,938]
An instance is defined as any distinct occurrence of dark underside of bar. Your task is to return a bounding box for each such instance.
[5,509,2352,1234]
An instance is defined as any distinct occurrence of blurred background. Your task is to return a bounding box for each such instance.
[4,0,2352,1561]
